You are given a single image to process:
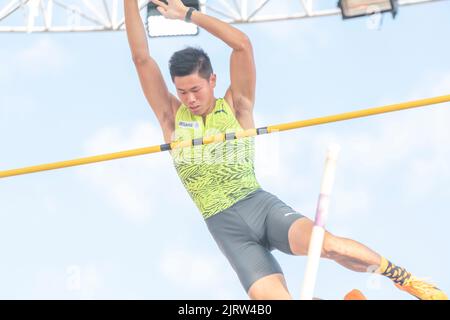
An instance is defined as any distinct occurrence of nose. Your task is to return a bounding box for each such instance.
[186,92,197,104]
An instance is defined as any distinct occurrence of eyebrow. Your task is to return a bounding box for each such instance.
[177,86,200,92]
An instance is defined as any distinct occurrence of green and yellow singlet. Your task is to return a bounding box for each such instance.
[171,98,260,219]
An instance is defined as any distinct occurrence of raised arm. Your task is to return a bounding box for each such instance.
[152,0,256,127]
[124,0,180,142]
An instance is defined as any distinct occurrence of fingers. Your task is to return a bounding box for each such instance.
[156,6,165,15]
[151,0,168,10]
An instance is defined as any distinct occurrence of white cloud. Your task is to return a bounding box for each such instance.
[77,121,182,223]
[0,56,10,84]
[333,188,370,219]
[431,73,450,96]
[0,37,68,121]
[249,1,331,56]
[410,71,450,98]
[82,122,164,153]
[16,37,68,74]
[159,247,237,299]
[368,106,450,196]
[400,113,450,196]
[0,95,37,122]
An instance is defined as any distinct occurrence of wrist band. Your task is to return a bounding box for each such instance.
[184,7,196,22]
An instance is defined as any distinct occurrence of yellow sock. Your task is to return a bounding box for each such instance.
[376,257,411,285]
[375,256,389,274]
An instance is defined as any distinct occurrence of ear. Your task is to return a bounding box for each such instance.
[209,73,217,88]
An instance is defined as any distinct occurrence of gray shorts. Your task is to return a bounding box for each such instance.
[205,188,305,292]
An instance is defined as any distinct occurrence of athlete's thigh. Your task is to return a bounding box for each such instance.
[264,192,305,254]
[206,207,285,293]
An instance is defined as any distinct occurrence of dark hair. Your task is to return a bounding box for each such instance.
[169,47,213,81]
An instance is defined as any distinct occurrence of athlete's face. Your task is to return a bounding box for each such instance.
[174,72,216,116]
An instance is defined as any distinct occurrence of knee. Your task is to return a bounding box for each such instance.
[247,274,292,300]
[249,287,292,300]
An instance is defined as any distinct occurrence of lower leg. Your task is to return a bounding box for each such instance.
[323,234,410,283]
[289,218,412,282]
[289,218,447,299]
[323,234,382,273]
[288,218,382,272]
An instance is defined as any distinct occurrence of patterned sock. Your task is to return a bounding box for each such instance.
[376,257,412,286]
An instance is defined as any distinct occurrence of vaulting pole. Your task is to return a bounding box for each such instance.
[300,144,340,300]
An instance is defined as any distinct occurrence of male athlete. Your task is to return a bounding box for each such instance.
[124,0,447,300]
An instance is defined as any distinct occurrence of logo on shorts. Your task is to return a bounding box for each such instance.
[284,212,297,217]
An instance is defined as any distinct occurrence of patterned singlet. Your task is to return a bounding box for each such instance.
[171,98,260,219]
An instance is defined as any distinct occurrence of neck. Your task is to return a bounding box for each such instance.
[201,97,217,119]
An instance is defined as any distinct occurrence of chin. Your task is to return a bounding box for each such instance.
[190,107,202,115]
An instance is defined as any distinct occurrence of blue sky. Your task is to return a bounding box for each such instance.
[0,1,449,299]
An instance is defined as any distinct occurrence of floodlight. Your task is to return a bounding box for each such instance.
[338,0,398,19]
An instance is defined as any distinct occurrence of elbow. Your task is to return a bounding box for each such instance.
[132,54,151,66]
[234,35,253,52]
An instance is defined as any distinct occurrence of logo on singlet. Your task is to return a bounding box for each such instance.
[214,109,227,115]
[178,121,200,129]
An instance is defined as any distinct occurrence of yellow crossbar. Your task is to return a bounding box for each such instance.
[1,94,449,179]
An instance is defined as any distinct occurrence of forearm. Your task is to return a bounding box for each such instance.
[190,10,250,50]
[124,0,150,61]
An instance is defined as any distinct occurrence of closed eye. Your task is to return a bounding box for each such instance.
[177,86,201,94]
